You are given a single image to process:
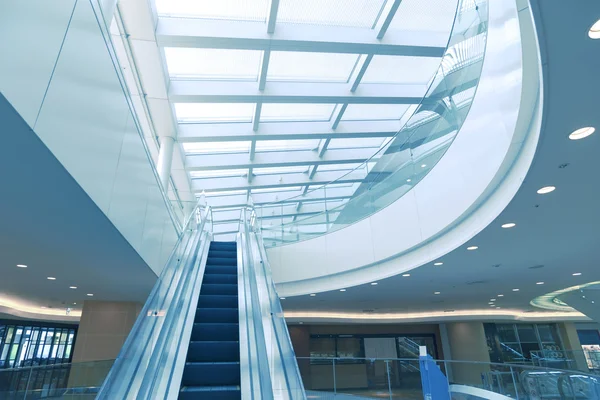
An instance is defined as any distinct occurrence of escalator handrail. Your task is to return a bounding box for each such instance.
[97,203,212,399]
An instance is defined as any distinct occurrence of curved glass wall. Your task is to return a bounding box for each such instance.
[257,0,489,247]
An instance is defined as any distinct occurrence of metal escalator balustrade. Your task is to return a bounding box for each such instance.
[180,241,241,399]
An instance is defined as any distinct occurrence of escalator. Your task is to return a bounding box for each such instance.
[179,241,240,400]
[98,206,306,400]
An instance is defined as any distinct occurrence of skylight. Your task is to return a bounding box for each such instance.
[164,48,262,80]
[155,0,269,21]
[183,141,251,154]
[190,169,248,179]
[175,103,255,123]
[387,0,458,34]
[267,52,359,82]
[260,104,335,122]
[342,104,411,121]
[362,56,442,85]
[253,166,309,175]
[255,139,320,152]
[277,0,387,28]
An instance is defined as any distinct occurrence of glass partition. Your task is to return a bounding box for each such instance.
[257,0,489,248]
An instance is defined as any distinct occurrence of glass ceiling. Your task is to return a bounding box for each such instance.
[154,0,462,239]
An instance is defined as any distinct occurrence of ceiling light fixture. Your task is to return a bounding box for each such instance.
[569,127,595,140]
[421,164,427,168]
[589,19,600,39]
[501,223,516,229]
[496,307,501,309]
[69,286,77,289]
[47,277,56,280]
[280,297,286,300]
[16,264,27,268]
[573,272,582,276]
[536,282,544,285]
[309,293,316,296]
[371,282,378,286]
[434,262,443,266]
[340,289,346,292]
[537,186,556,194]
[512,288,520,292]
[467,246,478,251]
[434,291,441,295]
[498,294,504,297]
[86,293,94,297]
[490,299,496,302]
[402,274,410,277]
[406,179,412,183]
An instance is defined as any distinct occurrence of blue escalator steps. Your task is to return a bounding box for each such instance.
[180,241,241,400]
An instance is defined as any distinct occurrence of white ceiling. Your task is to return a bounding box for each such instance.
[279,0,600,321]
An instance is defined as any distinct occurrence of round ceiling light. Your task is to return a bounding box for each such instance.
[537,186,556,194]
[573,272,582,276]
[280,297,286,300]
[16,264,27,268]
[87,293,94,296]
[497,294,504,297]
[434,262,443,266]
[309,293,316,296]
[69,286,77,289]
[501,223,516,229]
[340,289,346,292]
[467,246,478,251]
[371,282,378,286]
[47,277,56,280]
[434,291,441,295]
[569,127,595,140]
[512,288,520,292]
[536,282,544,285]
[589,19,600,39]
[402,273,410,277]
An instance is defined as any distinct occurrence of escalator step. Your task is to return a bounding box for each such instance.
[201,284,238,296]
[197,295,238,309]
[191,323,239,341]
[179,385,241,400]
[210,241,236,248]
[205,265,237,275]
[187,341,239,362]
[195,308,238,323]
[203,274,237,285]
[206,257,237,266]
[181,362,240,386]
[207,250,237,259]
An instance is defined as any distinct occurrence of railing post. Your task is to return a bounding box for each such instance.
[510,366,519,400]
[385,360,393,400]
[23,366,33,400]
[333,358,337,395]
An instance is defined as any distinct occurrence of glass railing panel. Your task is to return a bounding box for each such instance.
[0,359,114,399]
[257,0,489,248]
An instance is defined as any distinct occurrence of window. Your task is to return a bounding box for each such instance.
[255,139,320,152]
[155,0,270,21]
[484,323,564,364]
[183,141,251,154]
[175,103,255,123]
[260,103,336,122]
[277,0,387,28]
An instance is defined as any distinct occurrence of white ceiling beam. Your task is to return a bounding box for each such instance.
[156,17,447,57]
[266,0,280,34]
[178,120,401,142]
[207,188,354,207]
[186,148,376,170]
[193,170,366,192]
[258,50,270,91]
[330,104,348,130]
[169,80,428,104]
[317,139,330,158]
[376,0,403,39]
[350,54,374,93]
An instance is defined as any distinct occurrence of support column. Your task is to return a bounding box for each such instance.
[443,322,491,385]
[156,136,175,193]
[558,322,589,371]
[72,301,142,363]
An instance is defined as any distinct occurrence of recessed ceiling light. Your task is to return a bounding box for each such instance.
[573,272,582,276]
[47,277,56,280]
[496,306,501,309]
[73,302,77,305]
[537,186,556,194]
[512,288,519,292]
[489,303,494,305]
[371,282,378,286]
[16,264,27,268]
[467,246,478,251]
[434,291,441,295]
[402,273,410,277]
[309,293,316,296]
[69,286,77,289]
[501,223,516,229]
[434,262,443,266]
[280,297,286,300]
[490,299,496,302]
[87,293,94,296]
[406,179,412,183]
[298,322,303,324]
[589,19,600,39]
[421,164,427,168]
[340,289,346,292]
[498,294,504,297]
[569,127,595,140]
[536,282,544,285]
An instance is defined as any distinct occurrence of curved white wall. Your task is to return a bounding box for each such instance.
[268,0,543,297]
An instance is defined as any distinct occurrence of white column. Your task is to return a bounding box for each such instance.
[156,136,175,192]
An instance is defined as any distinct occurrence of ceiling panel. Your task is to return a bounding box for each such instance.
[155,0,269,21]
[164,48,262,80]
[361,55,442,84]
[175,103,255,123]
[260,103,336,122]
[267,51,359,82]
[277,0,387,28]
